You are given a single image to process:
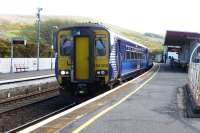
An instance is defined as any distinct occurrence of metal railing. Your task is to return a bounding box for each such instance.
[188,43,200,108]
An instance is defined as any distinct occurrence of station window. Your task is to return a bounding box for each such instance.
[95,39,106,56]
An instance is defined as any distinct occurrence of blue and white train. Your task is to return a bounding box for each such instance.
[54,23,152,97]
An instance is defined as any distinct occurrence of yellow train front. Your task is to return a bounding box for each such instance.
[54,23,150,97]
[55,24,110,97]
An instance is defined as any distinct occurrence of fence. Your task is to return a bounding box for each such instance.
[0,58,55,73]
[188,63,200,107]
[188,44,200,109]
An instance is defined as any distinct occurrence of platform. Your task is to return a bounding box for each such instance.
[0,69,54,82]
[20,64,200,133]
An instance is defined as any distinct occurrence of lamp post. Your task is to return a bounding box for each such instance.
[36,7,43,71]
[10,42,13,73]
[51,26,58,70]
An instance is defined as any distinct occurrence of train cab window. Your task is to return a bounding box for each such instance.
[95,39,106,56]
[60,37,73,56]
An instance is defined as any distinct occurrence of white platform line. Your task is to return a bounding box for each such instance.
[0,74,55,85]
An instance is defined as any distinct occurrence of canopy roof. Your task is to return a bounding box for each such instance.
[164,31,200,46]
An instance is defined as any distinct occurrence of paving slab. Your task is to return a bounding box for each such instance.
[60,64,200,133]
[0,70,54,81]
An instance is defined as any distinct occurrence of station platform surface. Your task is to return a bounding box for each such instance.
[0,69,54,81]
[58,64,200,133]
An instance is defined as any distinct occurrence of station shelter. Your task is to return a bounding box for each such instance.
[164,31,200,69]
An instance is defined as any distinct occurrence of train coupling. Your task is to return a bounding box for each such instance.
[77,84,88,95]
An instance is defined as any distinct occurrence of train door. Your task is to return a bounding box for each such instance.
[75,36,89,80]
[117,40,122,77]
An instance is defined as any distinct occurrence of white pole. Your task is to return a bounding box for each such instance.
[36,8,42,71]
[10,42,13,73]
[51,26,58,70]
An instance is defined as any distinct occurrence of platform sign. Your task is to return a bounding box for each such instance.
[11,37,27,46]
[167,47,182,52]
[10,37,27,73]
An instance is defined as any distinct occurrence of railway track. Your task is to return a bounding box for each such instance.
[1,66,154,132]
[0,75,58,114]
[6,102,76,133]
[0,91,90,133]
[0,87,59,114]
[0,81,90,133]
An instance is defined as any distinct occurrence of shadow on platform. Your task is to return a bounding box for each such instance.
[158,63,187,73]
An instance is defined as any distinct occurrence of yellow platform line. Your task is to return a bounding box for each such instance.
[72,65,160,133]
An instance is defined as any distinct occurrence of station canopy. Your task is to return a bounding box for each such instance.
[164,31,200,46]
[164,31,200,52]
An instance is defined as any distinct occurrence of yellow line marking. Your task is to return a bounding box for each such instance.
[72,65,160,133]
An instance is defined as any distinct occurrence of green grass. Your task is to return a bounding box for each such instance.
[0,15,164,54]
[106,24,164,53]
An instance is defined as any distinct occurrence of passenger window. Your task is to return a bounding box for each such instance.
[126,51,131,60]
[131,52,134,59]
[96,39,106,56]
[134,52,137,59]
[142,54,145,59]
[60,36,73,56]
[136,53,138,59]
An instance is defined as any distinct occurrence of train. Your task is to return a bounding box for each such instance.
[54,23,152,97]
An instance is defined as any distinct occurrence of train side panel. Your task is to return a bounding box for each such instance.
[117,39,148,77]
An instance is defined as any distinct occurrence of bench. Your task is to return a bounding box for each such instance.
[14,64,29,72]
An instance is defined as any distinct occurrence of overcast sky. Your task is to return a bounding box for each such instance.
[0,0,200,34]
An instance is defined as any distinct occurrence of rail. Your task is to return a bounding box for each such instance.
[6,103,76,133]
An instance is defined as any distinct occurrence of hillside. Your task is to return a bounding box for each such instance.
[0,15,164,57]
[106,24,163,53]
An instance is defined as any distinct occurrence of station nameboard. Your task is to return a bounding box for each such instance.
[11,37,27,45]
[167,47,182,52]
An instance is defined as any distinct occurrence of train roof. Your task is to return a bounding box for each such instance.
[109,31,148,49]
[58,23,108,30]
[58,23,148,49]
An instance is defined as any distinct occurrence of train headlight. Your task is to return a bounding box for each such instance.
[101,70,105,75]
[97,71,101,75]
[96,70,107,76]
[60,70,65,75]
[60,70,70,76]
[65,71,69,75]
